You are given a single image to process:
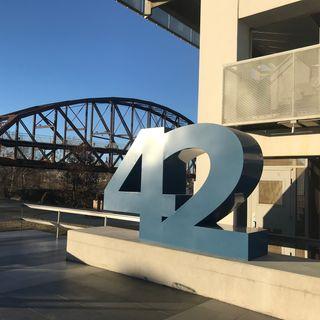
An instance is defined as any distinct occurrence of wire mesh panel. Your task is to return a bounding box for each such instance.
[294,46,320,118]
[223,52,294,125]
[222,45,320,126]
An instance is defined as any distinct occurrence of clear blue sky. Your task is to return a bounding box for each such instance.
[0,0,199,121]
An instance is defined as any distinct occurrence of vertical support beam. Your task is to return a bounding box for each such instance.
[32,114,36,160]
[109,103,115,167]
[104,217,107,227]
[63,106,68,160]
[196,0,250,227]
[130,106,135,141]
[144,1,171,16]
[90,102,94,145]
[198,0,239,124]
[147,111,151,128]
[53,109,58,162]
[161,111,165,127]
[144,0,153,15]
[84,102,88,141]
[110,103,115,140]
[14,121,19,159]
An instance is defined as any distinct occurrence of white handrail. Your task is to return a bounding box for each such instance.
[22,203,140,238]
[24,203,140,221]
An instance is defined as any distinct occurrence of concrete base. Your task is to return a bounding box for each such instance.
[67,227,320,320]
[141,224,268,261]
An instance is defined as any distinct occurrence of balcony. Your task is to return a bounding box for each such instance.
[223,44,320,128]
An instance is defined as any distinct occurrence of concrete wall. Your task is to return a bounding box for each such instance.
[252,133,320,157]
[198,0,239,125]
[67,226,320,320]
[195,0,242,199]
[239,0,301,18]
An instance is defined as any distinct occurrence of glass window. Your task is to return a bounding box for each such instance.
[121,0,144,12]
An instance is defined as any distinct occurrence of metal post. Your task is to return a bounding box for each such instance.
[53,109,58,162]
[56,211,61,239]
[14,121,19,159]
[292,53,295,118]
[32,114,36,160]
[90,103,94,145]
[84,102,88,140]
[131,106,134,139]
[109,103,115,167]
[147,111,151,128]
[63,106,68,160]
[104,217,107,227]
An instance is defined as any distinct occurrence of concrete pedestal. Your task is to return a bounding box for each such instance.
[67,226,320,320]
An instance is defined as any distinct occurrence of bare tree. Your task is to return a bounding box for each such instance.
[62,145,101,208]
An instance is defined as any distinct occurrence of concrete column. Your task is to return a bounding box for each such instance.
[197,0,236,124]
[196,0,238,196]
[197,0,250,125]
[195,1,250,228]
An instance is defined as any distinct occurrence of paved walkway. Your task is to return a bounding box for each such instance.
[0,230,277,320]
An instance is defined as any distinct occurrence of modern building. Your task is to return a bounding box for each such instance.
[117,0,320,258]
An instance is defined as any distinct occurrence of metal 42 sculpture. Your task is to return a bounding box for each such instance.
[104,124,267,260]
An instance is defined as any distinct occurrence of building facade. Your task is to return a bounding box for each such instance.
[118,0,320,258]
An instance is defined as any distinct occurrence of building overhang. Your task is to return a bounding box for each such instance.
[116,0,200,47]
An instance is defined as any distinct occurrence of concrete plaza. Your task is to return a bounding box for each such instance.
[0,229,276,320]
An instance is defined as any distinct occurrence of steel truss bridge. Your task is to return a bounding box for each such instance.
[0,97,193,173]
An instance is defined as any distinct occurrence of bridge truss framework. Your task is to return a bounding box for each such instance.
[0,97,193,173]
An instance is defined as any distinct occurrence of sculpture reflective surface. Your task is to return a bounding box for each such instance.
[104,124,268,260]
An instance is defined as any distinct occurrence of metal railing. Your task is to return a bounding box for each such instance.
[0,131,123,149]
[21,203,140,239]
[223,44,320,126]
